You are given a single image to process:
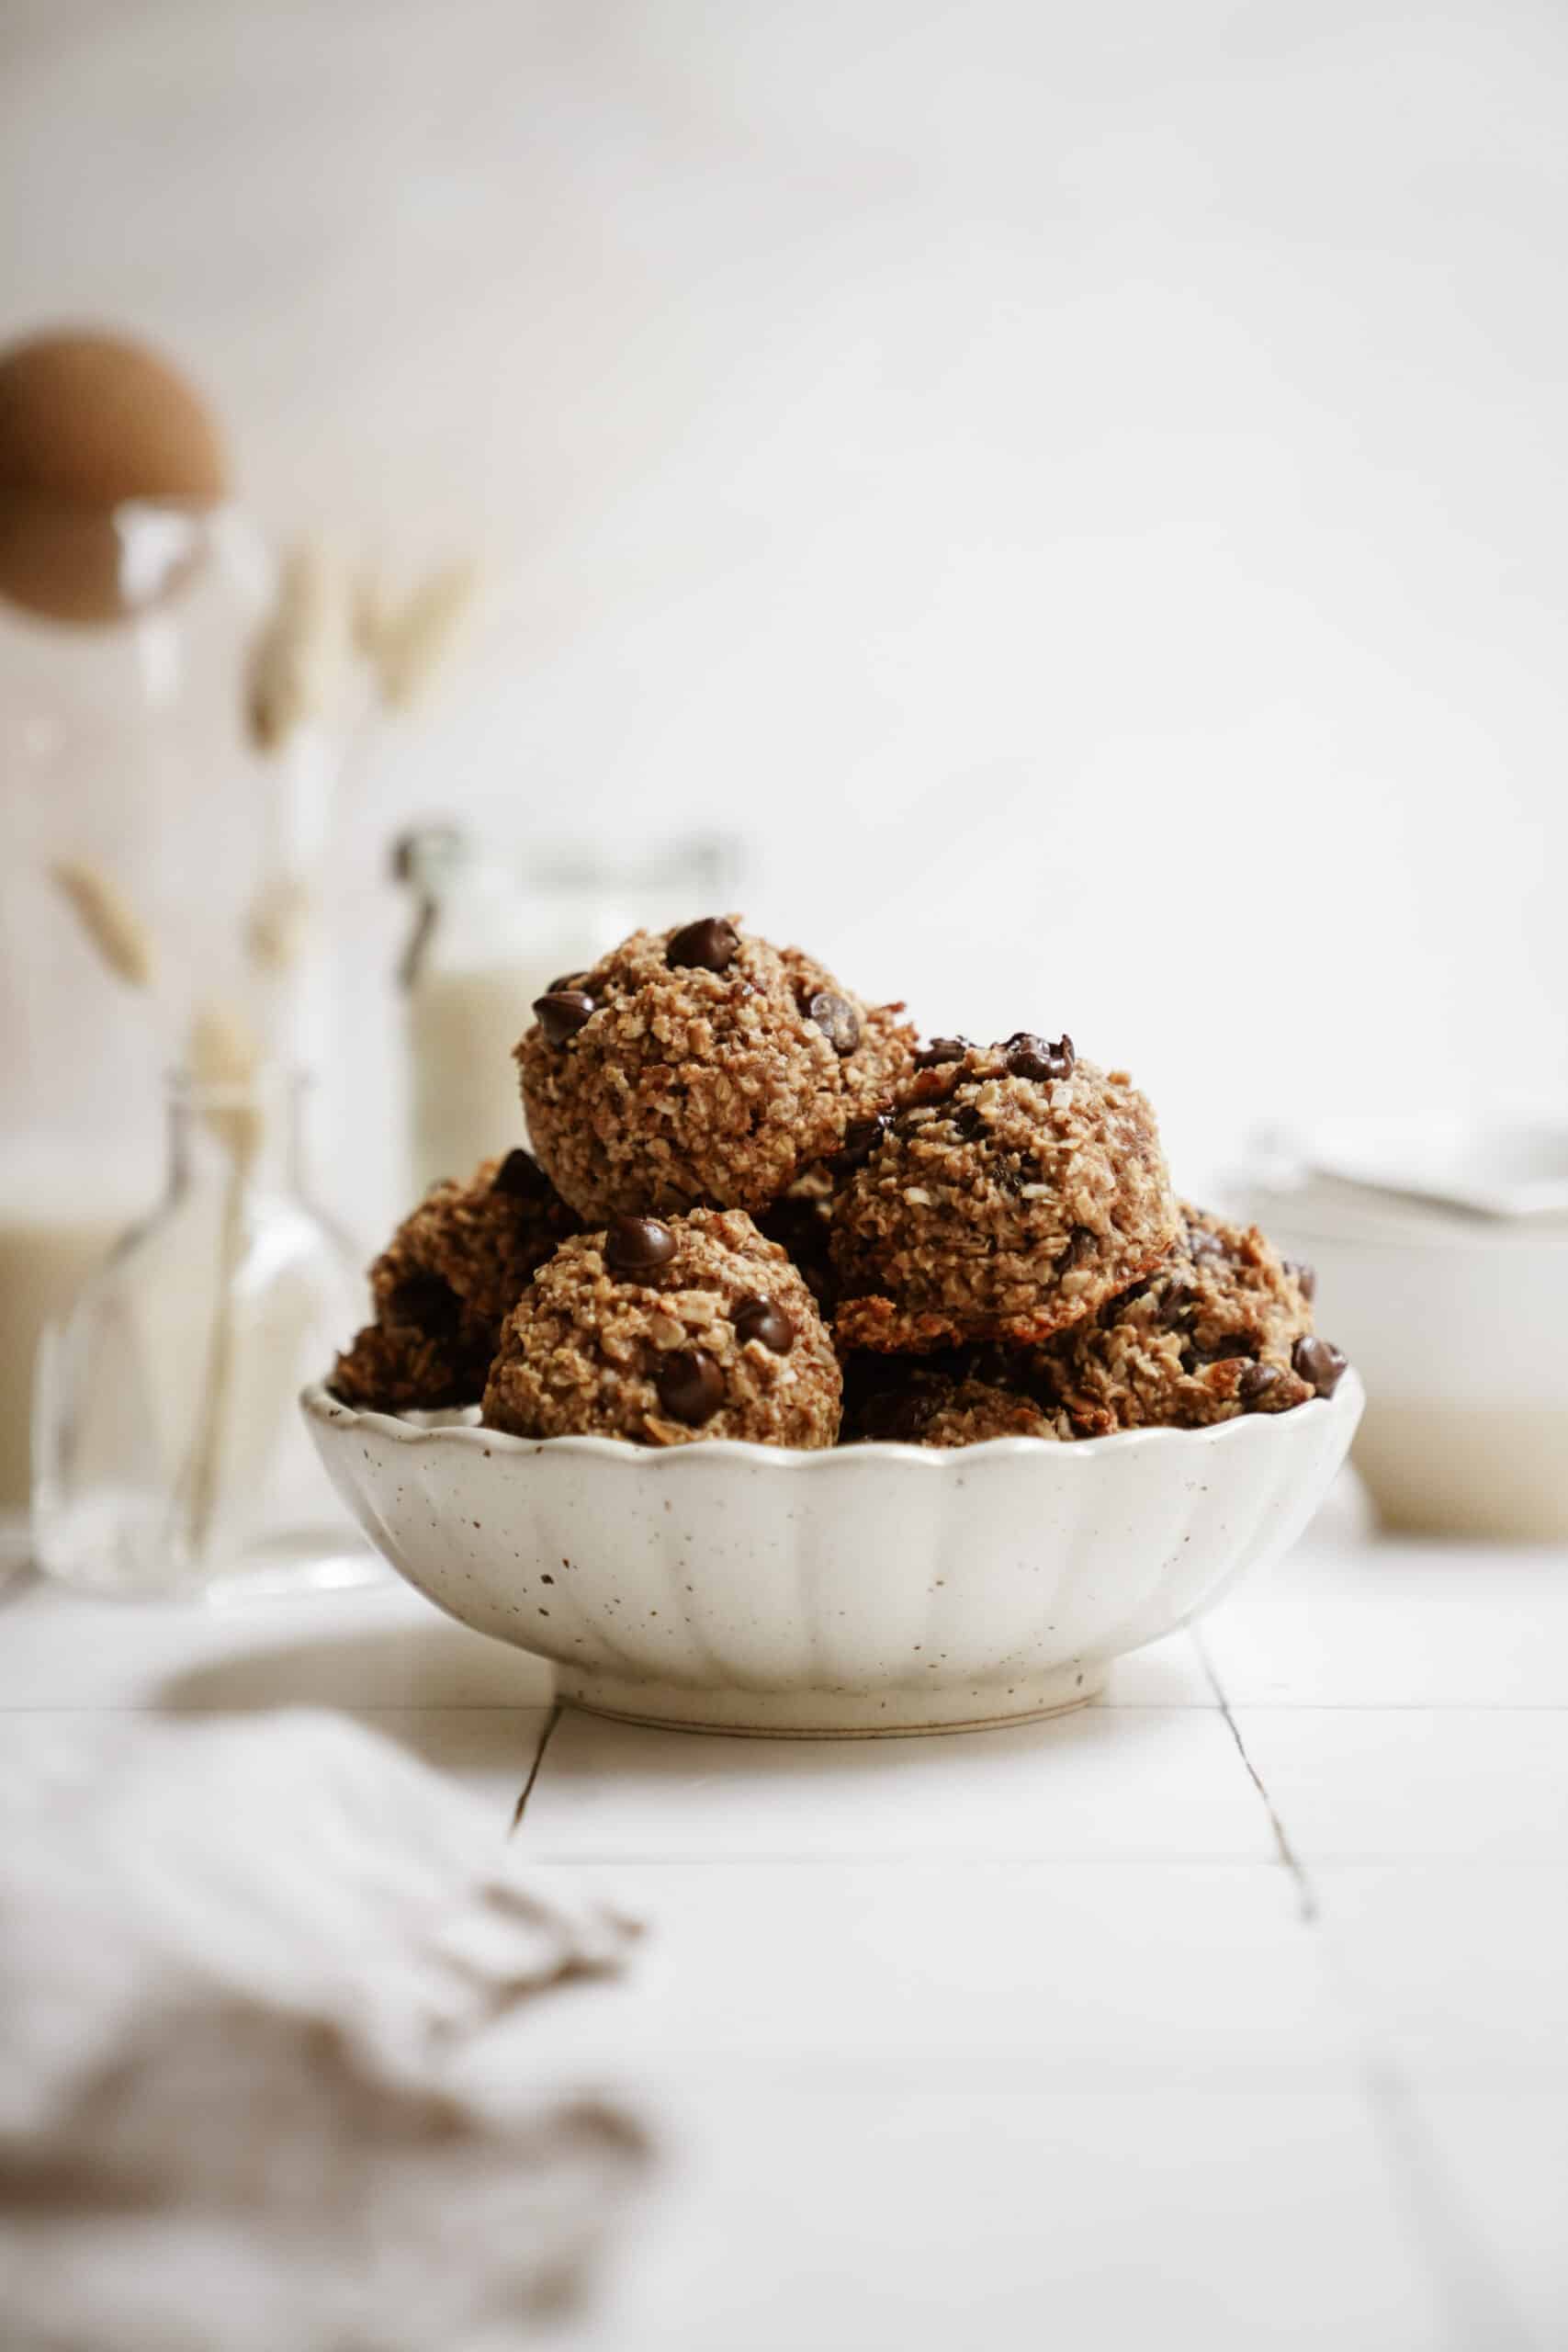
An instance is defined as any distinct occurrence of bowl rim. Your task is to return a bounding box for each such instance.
[300,1369,1364,1473]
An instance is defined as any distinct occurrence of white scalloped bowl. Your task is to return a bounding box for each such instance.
[301,1374,1362,1738]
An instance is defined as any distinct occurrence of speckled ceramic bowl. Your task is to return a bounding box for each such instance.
[301,1374,1362,1737]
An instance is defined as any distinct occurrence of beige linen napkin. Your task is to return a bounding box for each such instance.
[0,1711,648,2351]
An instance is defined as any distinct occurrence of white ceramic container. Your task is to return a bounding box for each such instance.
[302,1374,1362,1738]
[1235,1120,1568,1540]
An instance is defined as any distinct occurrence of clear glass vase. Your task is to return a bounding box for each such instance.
[31,1068,377,1599]
[4,498,357,1584]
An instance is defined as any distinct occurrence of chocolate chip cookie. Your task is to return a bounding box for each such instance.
[1039,1204,1344,1433]
[841,1350,1071,1445]
[516,917,916,1221]
[481,1207,841,1448]
[331,1149,578,1411]
[830,1036,1179,1352]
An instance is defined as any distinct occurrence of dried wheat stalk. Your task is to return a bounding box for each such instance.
[186,996,265,1165]
[352,560,397,659]
[51,842,288,1571]
[51,860,157,990]
[365,558,479,711]
[245,873,314,973]
[246,540,355,752]
[175,996,268,1562]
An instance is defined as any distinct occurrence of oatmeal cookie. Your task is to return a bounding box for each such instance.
[830,1035,1179,1352]
[330,1318,477,1415]
[482,1207,841,1448]
[841,1350,1070,1446]
[1039,1204,1346,1433]
[516,916,916,1221]
[331,1149,578,1411]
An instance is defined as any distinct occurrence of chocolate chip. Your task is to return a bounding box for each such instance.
[1292,1335,1347,1397]
[915,1035,970,1070]
[546,971,586,996]
[656,1348,724,1425]
[667,917,739,974]
[1055,1224,1097,1272]
[998,1151,1042,1197]
[605,1214,677,1275]
[1004,1031,1074,1082]
[833,1113,890,1173]
[1237,1361,1282,1406]
[732,1294,794,1353]
[534,989,595,1046]
[807,991,862,1056]
[491,1148,552,1202]
[387,1272,460,1334]
[1283,1258,1317,1301]
[952,1102,985,1141]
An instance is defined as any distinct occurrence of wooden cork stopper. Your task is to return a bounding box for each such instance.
[0,328,229,625]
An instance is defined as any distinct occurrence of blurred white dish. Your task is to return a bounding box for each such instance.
[1256,1116,1568,1225]
[1236,1119,1568,1540]
[302,1377,1362,1738]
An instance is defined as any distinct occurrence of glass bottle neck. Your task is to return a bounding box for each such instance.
[165,1069,308,1200]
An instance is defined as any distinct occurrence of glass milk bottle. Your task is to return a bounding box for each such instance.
[32,1067,375,1598]
[394,828,616,1193]
[397,828,742,1193]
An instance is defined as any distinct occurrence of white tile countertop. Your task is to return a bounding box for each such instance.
[4,1479,1564,2351]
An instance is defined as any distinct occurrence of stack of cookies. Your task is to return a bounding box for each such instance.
[333,915,1346,1448]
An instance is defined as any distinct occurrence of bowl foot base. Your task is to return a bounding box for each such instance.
[552,1660,1107,1739]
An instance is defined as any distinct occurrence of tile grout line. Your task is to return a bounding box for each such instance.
[1358,2060,1536,2352]
[509,1700,563,1838]
[1198,1638,1533,2349]
[1194,1628,1319,1922]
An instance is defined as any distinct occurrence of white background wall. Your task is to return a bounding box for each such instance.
[4,0,1566,1233]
